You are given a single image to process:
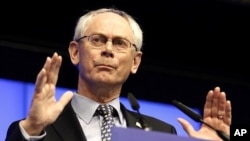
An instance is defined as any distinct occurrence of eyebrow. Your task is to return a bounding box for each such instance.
[88,32,131,40]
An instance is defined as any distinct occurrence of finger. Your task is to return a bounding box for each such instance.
[34,57,51,93]
[211,87,220,118]
[57,91,74,112]
[177,118,196,136]
[203,89,213,118]
[47,52,62,84]
[43,56,52,73]
[34,68,47,93]
[224,100,232,125]
[217,92,226,118]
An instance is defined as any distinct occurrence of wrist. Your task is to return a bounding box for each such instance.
[20,119,44,136]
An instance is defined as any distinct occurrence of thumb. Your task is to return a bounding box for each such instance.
[57,91,74,111]
[177,118,196,136]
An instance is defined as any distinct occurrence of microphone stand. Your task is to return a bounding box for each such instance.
[127,92,152,131]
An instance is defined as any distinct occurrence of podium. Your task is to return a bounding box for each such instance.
[111,127,210,141]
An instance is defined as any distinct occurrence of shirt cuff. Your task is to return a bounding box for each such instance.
[19,121,46,141]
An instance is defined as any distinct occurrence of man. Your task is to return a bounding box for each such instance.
[5,8,231,141]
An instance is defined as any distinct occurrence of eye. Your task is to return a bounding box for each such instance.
[92,36,100,43]
[113,38,128,48]
[90,34,107,46]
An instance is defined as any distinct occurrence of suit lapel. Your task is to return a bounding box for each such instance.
[51,102,87,141]
[120,104,144,130]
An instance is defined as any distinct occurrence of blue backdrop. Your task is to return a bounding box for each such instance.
[0,78,201,140]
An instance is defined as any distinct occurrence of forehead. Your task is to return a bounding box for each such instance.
[85,12,134,38]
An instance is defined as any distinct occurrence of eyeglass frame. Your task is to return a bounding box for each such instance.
[75,34,138,51]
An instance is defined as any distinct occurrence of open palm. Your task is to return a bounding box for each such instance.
[178,87,231,141]
[21,52,73,135]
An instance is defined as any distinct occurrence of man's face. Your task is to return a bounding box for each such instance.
[70,12,142,87]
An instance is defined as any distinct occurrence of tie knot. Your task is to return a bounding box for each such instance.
[96,104,114,117]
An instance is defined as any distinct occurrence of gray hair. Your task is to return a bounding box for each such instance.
[73,8,143,51]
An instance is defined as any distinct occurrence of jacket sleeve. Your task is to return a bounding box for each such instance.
[5,120,45,141]
[5,120,27,141]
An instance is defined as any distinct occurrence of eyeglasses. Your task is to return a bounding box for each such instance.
[76,34,137,52]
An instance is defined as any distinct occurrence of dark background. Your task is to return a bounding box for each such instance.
[1,0,250,125]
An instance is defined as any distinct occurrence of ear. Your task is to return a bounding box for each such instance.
[131,51,142,74]
[68,41,80,67]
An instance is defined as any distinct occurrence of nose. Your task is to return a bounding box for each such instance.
[101,40,114,57]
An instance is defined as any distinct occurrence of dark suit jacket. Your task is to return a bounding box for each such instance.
[5,102,177,141]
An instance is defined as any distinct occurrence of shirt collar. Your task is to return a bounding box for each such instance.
[71,92,124,124]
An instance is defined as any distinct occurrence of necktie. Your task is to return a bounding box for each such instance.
[96,104,115,141]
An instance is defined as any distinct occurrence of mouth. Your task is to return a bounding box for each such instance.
[95,64,116,69]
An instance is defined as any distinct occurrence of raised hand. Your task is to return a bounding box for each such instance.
[20,52,73,135]
[178,87,231,141]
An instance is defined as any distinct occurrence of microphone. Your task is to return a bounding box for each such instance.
[172,100,230,141]
[127,92,151,131]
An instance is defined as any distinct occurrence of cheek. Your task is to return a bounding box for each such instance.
[78,50,95,70]
[118,56,134,72]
